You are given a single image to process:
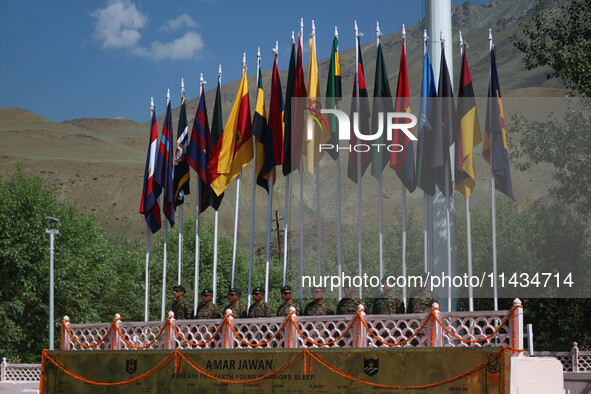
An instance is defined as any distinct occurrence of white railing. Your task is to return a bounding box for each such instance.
[538,342,591,372]
[61,299,525,356]
[0,357,41,382]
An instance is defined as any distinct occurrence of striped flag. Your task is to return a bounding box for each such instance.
[173,89,190,206]
[140,103,162,233]
[252,65,271,191]
[154,95,175,227]
[324,32,342,160]
[416,51,437,196]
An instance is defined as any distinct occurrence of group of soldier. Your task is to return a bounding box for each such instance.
[171,275,439,320]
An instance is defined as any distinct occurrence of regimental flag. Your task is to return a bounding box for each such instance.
[154,95,175,227]
[289,35,308,173]
[390,38,416,192]
[347,36,371,183]
[208,79,225,210]
[210,68,253,196]
[140,104,162,233]
[324,32,342,161]
[282,37,297,176]
[455,46,481,199]
[186,84,212,213]
[173,89,190,207]
[483,47,513,199]
[252,65,271,191]
[267,54,284,177]
[370,40,393,180]
[305,36,329,173]
[416,51,437,196]
[433,48,455,197]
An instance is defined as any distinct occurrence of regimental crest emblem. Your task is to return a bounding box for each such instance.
[175,142,186,164]
[363,358,379,376]
[125,359,138,375]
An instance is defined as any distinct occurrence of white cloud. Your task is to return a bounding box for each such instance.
[133,32,204,60]
[160,14,197,31]
[91,0,148,49]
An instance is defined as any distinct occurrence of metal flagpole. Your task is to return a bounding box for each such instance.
[422,30,431,276]
[312,20,323,278]
[145,97,154,322]
[177,79,185,286]
[376,21,384,284]
[248,49,260,308]
[401,25,409,307]
[489,28,498,311]
[299,18,305,308]
[355,21,363,299]
[334,26,343,300]
[282,31,294,288]
[193,74,206,313]
[231,54,247,289]
[161,89,171,321]
[459,32,474,312]
[212,65,222,305]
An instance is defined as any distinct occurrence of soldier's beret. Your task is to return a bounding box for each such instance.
[201,288,213,295]
[228,287,241,296]
[173,284,186,293]
[252,286,265,294]
[281,285,292,292]
[311,286,325,292]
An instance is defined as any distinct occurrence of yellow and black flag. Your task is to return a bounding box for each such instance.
[252,65,271,191]
[324,31,341,160]
[455,46,481,199]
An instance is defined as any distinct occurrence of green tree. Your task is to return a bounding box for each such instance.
[0,168,144,362]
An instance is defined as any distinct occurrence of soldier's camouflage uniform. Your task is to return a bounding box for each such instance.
[196,302,221,319]
[224,301,248,318]
[372,292,405,315]
[171,298,193,320]
[248,301,273,318]
[336,297,365,315]
[407,288,439,313]
[303,299,335,316]
[276,299,301,316]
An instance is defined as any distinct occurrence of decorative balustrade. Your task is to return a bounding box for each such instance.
[0,357,41,382]
[61,299,525,356]
[538,342,591,372]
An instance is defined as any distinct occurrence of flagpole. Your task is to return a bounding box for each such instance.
[247,50,260,308]
[177,79,185,286]
[299,18,305,308]
[489,28,498,311]
[144,97,154,322]
[282,31,295,288]
[212,65,222,305]
[459,32,474,312]
[312,20,323,278]
[161,89,171,321]
[193,74,206,313]
[355,21,363,299]
[422,30,430,276]
[400,25,409,306]
[231,54,247,291]
[376,21,384,284]
[265,42,279,302]
[334,26,343,300]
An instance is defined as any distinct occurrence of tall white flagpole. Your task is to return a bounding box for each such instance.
[298,18,305,307]
[161,90,171,321]
[401,24,409,306]
[422,30,431,276]
[376,21,384,284]
[489,28,499,311]
[248,49,261,309]
[212,65,222,305]
[282,31,295,287]
[177,78,185,286]
[312,20,323,278]
[459,32,475,312]
[144,97,154,322]
[355,21,363,299]
[334,26,343,300]
[193,73,206,313]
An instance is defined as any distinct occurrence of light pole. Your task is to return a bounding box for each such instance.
[46,216,59,350]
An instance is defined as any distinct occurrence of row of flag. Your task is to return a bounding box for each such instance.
[140,24,513,235]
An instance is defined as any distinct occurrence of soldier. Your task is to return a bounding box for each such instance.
[276,285,301,316]
[248,287,273,318]
[336,284,365,315]
[195,287,221,319]
[373,276,405,315]
[303,286,335,316]
[224,287,247,318]
[171,284,193,320]
[407,273,439,313]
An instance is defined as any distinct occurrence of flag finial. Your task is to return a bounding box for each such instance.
[291,30,295,44]
[200,73,206,87]
[335,26,338,38]
[489,28,493,51]
[181,78,185,93]
[242,53,246,72]
[311,19,315,36]
[402,24,406,39]
[273,41,278,55]
[166,89,170,104]
[150,96,154,110]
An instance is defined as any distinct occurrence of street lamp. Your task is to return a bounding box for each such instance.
[45,216,59,350]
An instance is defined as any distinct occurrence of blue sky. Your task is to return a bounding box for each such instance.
[0,0,477,123]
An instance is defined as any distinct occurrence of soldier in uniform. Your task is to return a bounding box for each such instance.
[373,276,405,315]
[224,287,247,318]
[276,285,301,316]
[408,273,439,313]
[248,286,273,318]
[195,287,221,319]
[336,284,365,315]
[303,286,335,316]
[171,284,193,319]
